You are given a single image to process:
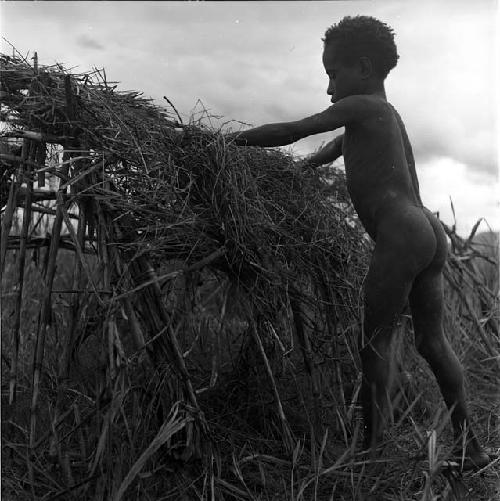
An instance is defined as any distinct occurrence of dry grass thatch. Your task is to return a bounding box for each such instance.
[1,51,499,500]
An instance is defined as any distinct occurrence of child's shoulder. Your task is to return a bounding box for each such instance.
[329,95,392,127]
[335,94,391,115]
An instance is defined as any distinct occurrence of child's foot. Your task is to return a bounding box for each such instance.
[448,445,490,471]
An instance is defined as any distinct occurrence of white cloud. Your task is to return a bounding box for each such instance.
[385,3,497,177]
[419,157,499,235]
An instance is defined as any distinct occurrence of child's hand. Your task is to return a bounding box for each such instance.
[295,158,316,172]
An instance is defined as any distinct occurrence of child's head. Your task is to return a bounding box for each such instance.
[322,16,399,101]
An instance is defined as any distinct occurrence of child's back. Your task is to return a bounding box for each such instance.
[342,96,422,239]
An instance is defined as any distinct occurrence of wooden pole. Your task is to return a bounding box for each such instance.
[9,140,36,404]
[29,75,76,448]
[290,294,322,435]
[8,55,42,404]
[59,206,86,381]
[0,156,23,274]
[251,320,294,453]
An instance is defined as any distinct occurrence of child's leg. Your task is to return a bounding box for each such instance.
[360,244,414,448]
[360,207,440,449]
[409,266,488,464]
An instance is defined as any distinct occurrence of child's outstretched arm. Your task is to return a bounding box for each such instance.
[303,134,343,169]
[228,95,381,147]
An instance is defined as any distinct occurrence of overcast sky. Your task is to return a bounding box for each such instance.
[1,1,498,235]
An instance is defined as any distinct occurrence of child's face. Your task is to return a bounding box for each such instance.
[322,43,365,103]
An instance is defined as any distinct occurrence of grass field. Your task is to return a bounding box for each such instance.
[2,222,499,500]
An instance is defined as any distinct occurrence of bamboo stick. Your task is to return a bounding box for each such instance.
[106,219,150,360]
[99,219,149,365]
[60,134,94,390]
[250,320,294,453]
[59,207,87,380]
[321,284,348,416]
[5,235,90,252]
[29,75,76,448]
[37,141,46,187]
[59,157,110,191]
[1,130,74,144]
[111,246,225,303]
[58,192,100,298]
[126,260,169,368]
[96,205,110,292]
[111,213,204,389]
[17,187,59,201]
[9,139,36,404]
[30,180,66,447]
[0,153,24,274]
[289,295,322,434]
[0,153,47,170]
[23,204,79,218]
[122,295,147,354]
[53,200,88,433]
[73,404,87,460]
[140,259,203,414]
[119,249,201,414]
[96,199,115,414]
[108,318,117,382]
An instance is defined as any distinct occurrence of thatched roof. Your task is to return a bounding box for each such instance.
[1,51,367,285]
[1,50,368,441]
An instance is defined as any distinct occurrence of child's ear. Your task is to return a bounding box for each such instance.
[359,56,373,79]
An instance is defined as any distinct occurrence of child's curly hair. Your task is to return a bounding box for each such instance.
[323,16,399,78]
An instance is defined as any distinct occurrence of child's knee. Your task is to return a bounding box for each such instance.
[416,336,463,377]
[415,334,442,360]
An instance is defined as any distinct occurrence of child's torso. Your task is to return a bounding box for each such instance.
[342,102,423,239]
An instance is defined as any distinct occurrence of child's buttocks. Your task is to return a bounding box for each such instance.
[373,203,439,273]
